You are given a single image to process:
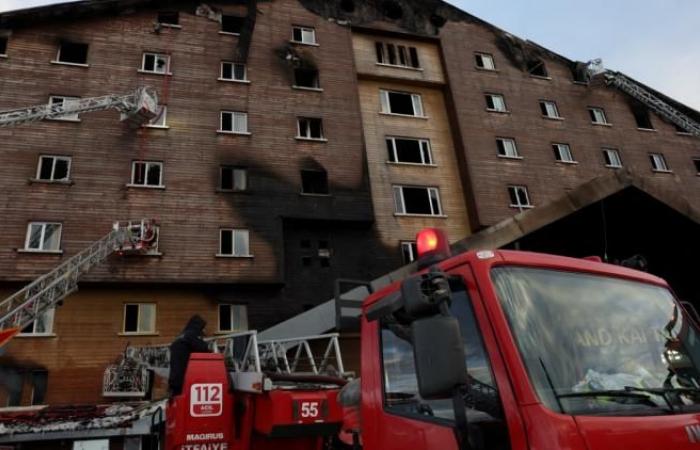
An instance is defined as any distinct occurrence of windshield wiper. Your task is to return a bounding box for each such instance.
[556,390,671,412]
[624,386,700,413]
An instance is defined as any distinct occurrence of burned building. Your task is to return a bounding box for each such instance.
[0,0,698,422]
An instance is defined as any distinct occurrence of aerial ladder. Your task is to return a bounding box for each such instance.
[0,86,160,346]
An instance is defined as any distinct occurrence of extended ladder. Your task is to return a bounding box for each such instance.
[604,71,700,137]
[0,220,158,337]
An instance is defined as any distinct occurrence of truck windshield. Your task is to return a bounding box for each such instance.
[492,266,700,416]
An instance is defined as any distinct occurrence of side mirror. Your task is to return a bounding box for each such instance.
[412,315,468,399]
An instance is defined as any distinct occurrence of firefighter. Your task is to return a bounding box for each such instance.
[168,314,210,396]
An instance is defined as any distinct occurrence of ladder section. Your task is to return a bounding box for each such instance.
[604,71,700,136]
[258,333,346,377]
[0,219,158,334]
[0,86,158,128]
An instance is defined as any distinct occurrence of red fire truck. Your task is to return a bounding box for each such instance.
[165,228,700,450]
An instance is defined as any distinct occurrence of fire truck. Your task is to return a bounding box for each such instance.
[161,228,700,450]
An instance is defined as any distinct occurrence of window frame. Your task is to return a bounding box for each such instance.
[18,307,56,336]
[540,100,561,119]
[217,304,249,333]
[375,42,421,69]
[220,15,246,35]
[650,153,671,173]
[219,61,248,83]
[129,160,164,188]
[48,95,81,122]
[300,169,330,195]
[157,11,180,27]
[35,155,72,182]
[23,222,63,253]
[386,136,434,165]
[54,41,89,66]
[588,107,609,125]
[145,105,168,128]
[602,148,623,168]
[474,52,496,71]
[219,166,248,192]
[121,303,157,335]
[552,143,576,164]
[485,93,508,113]
[140,52,171,75]
[693,158,700,176]
[400,241,418,264]
[296,117,326,141]
[379,90,425,118]
[218,228,252,258]
[393,185,443,217]
[508,185,533,209]
[292,67,321,90]
[0,36,7,57]
[496,137,520,159]
[291,26,318,45]
[219,110,250,135]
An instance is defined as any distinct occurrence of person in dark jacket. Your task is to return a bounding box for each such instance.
[168,314,210,396]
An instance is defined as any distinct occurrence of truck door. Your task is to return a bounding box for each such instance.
[365,273,519,450]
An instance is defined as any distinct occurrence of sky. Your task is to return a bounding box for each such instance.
[0,0,698,110]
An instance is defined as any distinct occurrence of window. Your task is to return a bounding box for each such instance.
[589,107,608,125]
[540,100,560,119]
[386,137,432,165]
[496,138,519,158]
[400,241,417,264]
[475,52,495,70]
[221,15,245,34]
[218,304,248,332]
[73,440,109,450]
[220,61,247,81]
[381,278,509,449]
[380,90,424,117]
[49,96,81,121]
[393,186,442,216]
[552,143,575,163]
[157,11,179,26]
[675,123,690,134]
[20,308,55,335]
[508,185,532,209]
[123,304,156,334]
[293,68,320,89]
[527,59,548,77]
[650,153,670,172]
[36,155,71,181]
[632,106,654,130]
[318,240,331,268]
[56,41,88,65]
[141,52,170,74]
[485,94,507,112]
[301,169,329,195]
[30,371,48,406]
[220,111,249,134]
[146,105,167,128]
[694,159,700,175]
[24,222,62,252]
[220,166,247,191]
[219,229,251,257]
[375,42,420,68]
[292,26,317,45]
[0,36,7,56]
[603,148,622,168]
[130,161,163,187]
[297,117,324,140]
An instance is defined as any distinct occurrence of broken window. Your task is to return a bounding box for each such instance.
[123,303,156,334]
[297,117,324,139]
[0,36,7,55]
[218,304,248,332]
[30,370,48,406]
[375,42,420,68]
[219,229,250,256]
[589,107,608,125]
[508,185,532,209]
[220,166,247,191]
[552,143,575,163]
[301,169,329,195]
[221,15,245,34]
[56,41,88,65]
[475,52,496,70]
[36,155,71,182]
[145,105,167,128]
[20,307,55,335]
[632,106,654,130]
[24,222,62,252]
[540,100,560,118]
[220,61,247,81]
[220,111,248,134]
[393,186,442,216]
[527,59,548,77]
[650,153,670,172]
[485,94,507,112]
[694,159,700,175]
[318,240,331,268]
[49,95,81,121]
[380,90,424,116]
[157,11,179,26]
[294,68,320,88]
[603,148,622,168]
[496,138,519,158]
[131,161,163,187]
[292,26,317,45]
[141,52,170,74]
[401,241,417,264]
[386,137,432,164]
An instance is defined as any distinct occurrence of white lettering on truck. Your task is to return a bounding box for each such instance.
[180,444,228,450]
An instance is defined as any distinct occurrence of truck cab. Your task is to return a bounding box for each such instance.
[359,235,700,450]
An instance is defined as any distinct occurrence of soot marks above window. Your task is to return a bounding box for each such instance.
[382,1,403,20]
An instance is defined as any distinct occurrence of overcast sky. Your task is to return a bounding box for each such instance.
[1,0,698,110]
